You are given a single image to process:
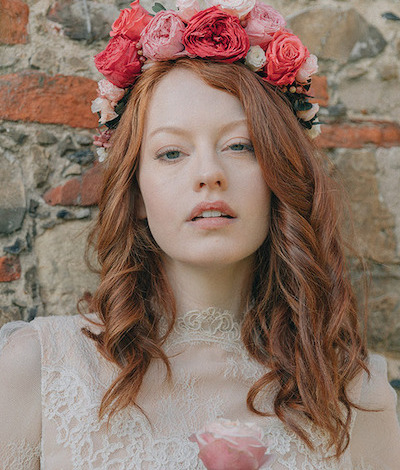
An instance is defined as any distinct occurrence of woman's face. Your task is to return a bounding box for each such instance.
[137,68,271,269]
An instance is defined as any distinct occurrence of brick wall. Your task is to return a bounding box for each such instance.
[1,0,400,402]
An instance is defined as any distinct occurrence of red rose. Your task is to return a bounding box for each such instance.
[94,36,142,89]
[264,29,309,86]
[182,6,250,63]
[110,0,152,41]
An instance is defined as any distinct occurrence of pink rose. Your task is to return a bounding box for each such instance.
[176,0,201,22]
[140,10,186,60]
[110,0,152,41]
[94,35,142,88]
[264,29,309,86]
[97,79,125,105]
[93,128,114,149]
[295,53,318,83]
[245,2,286,49]
[297,102,319,122]
[204,0,256,19]
[189,419,274,470]
[182,7,250,63]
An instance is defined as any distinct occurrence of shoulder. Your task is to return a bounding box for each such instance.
[359,353,397,409]
[0,321,41,390]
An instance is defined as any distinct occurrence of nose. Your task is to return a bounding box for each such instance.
[193,147,228,192]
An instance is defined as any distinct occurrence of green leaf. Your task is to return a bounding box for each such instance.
[152,2,166,13]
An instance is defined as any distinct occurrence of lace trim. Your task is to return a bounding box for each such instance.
[1,439,40,470]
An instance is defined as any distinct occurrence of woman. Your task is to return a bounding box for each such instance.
[1,2,400,469]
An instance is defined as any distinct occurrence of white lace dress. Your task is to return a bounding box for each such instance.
[0,309,399,469]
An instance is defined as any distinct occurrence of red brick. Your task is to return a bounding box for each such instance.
[0,0,29,45]
[309,76,329,107]
[316,121,400,149]
[0,256,21,282]
[43,164,103,206]
[0,71,98,128]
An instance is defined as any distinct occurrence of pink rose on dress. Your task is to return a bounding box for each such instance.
[110,0,152,41]
[94,35,142,88]
[264,29,309,86]
[295,54,318,83]
[204,0,256,19]
[140,10,186,60]
[97,79,125,105]
[176,0,201,22]
[245,2,286,49]
[182,7,250,63]
[189,418,274,470]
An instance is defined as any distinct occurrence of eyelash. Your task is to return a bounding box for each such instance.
[155,142,254,162]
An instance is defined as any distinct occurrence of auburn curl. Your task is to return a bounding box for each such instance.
[82,58,370,459]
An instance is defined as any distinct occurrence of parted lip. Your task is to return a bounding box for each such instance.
[188,200,237,221]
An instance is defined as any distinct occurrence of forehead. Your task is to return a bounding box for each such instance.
[143,68,247,133]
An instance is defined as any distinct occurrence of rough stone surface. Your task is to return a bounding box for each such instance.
[35,221,99,316]
[47,0,119,42]
[0,256,21,282]
[0,305,22,328]
[0,155,26,235]
[0,72,98,128]
[316,121,400,149]
[376,147,400,257]
[0,0,29,45]
[43,164,103,206]
[288,7,387,64]
[330,149,397,264]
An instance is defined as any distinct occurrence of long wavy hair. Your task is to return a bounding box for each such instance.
[82,58,370,459]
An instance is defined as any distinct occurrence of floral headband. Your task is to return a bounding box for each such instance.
[92,0,321,162]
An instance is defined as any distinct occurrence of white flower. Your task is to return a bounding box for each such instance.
[297,103,319,122]
[306,123,321,139]
[96,147,108,162]
[176,0,201,22]
[245,45,266,71]
[204,0,256,19]
[91,97,118,124]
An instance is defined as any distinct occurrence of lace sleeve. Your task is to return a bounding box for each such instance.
[350,354,400,470]
[0,322,41,470]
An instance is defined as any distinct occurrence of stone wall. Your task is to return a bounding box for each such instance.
[1,0,400,408]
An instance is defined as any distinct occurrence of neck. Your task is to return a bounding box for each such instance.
[162,256,255,322]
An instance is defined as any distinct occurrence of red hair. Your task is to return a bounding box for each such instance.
[82,58,369,458]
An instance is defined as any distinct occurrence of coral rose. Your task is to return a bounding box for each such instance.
[94,35,142,88]
[204,0,256,19]
[110,0,152,41]
[182,7,250,63]
[140,10,186,60]
[176,0,201,22]
[189,418,274,470]
[264,29,309,86]
[245,2,286,49]
[295,53,318,83]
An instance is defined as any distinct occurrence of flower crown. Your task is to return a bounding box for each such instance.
[92,0,321,162]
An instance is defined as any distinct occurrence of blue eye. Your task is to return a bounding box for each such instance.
[229,142,254,153]
[155,148,181,161]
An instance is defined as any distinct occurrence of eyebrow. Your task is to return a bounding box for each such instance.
[148,119,248,139]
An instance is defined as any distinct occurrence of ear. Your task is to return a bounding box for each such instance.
[136,190,147,220]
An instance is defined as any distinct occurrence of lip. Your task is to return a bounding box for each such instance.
[187,200,237,221]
